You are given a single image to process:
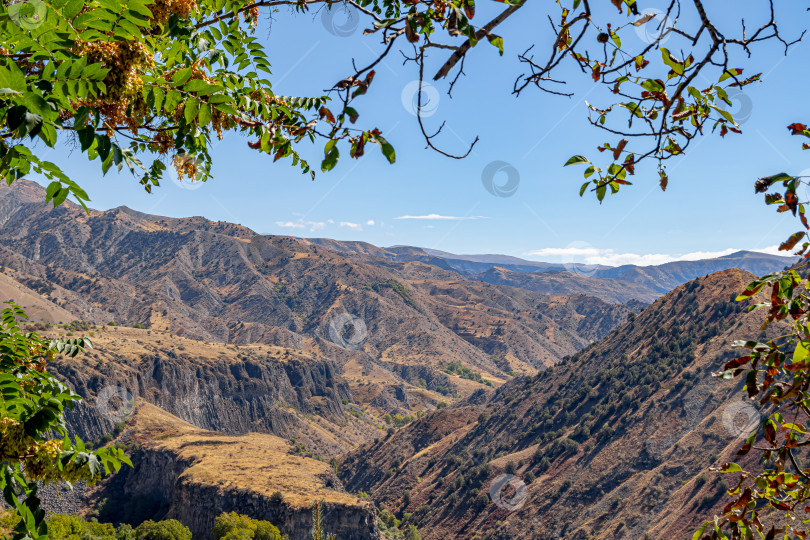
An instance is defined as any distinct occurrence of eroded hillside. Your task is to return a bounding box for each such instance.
[338,269,773,539]
[0,180,642,411]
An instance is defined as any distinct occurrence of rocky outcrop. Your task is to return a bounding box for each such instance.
[91,446,379,540]
[53,351,351,444]
[87,404,381,540]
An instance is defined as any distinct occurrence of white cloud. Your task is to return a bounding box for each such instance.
[752,245,782,256]
[340,221,363,231]
[275,221,305,229]
[525,246,787,267]
[395,214,487,220]
[275,220,326,232]
[366,220,375,226]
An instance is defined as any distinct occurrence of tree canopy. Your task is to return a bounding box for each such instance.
[0,304,130,540]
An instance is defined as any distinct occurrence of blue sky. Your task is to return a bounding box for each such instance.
[26,1,810,266]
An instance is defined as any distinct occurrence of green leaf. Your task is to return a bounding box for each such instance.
[184,97,200,124]
[0,61,26,93]
[620,102,643,118]
[660,48,684,76]
[214,103,238,115]
[719,68,743,82]
[487,35,504,56]
[198,102,211,126]
[710,462,742,473]
[374,135,395,164]
[794,341,809,364]
[184,79,222,95]
[564,155,590,166]
[692,523,709,540]
[172,68,193,86]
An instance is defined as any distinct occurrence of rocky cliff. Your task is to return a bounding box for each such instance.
[87,403,379,540]
[48,326,375,458]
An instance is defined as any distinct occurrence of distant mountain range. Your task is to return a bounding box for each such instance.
[309,240,795,302]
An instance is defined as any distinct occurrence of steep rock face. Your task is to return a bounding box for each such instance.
[100,447,378,540]
[89,404,379,540]
[49,335,358,456]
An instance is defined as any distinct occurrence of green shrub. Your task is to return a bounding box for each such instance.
[212,513,281,540]
[404,524,421,540]
[135,519,192,540]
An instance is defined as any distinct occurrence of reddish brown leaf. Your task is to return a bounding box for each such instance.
[612,139,628,160]
[623,155,635,175]
[405,20,419,43]
[724,356,751,370]
[633,13,655,26]
[764,421,776,445]
[464,2,475,19]
[779,231,805,252]
[765,193,784,204]
[788,123,808,135]
[318,107,335,124]
[786,189,799,215]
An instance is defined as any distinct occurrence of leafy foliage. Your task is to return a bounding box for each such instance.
[132,519,191,540]
[545,2,801,201]
[45,514,135,540]
[690,129,810,536]
[0,0,395,207]
[212,512,281,540]
[0,303,131,540]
